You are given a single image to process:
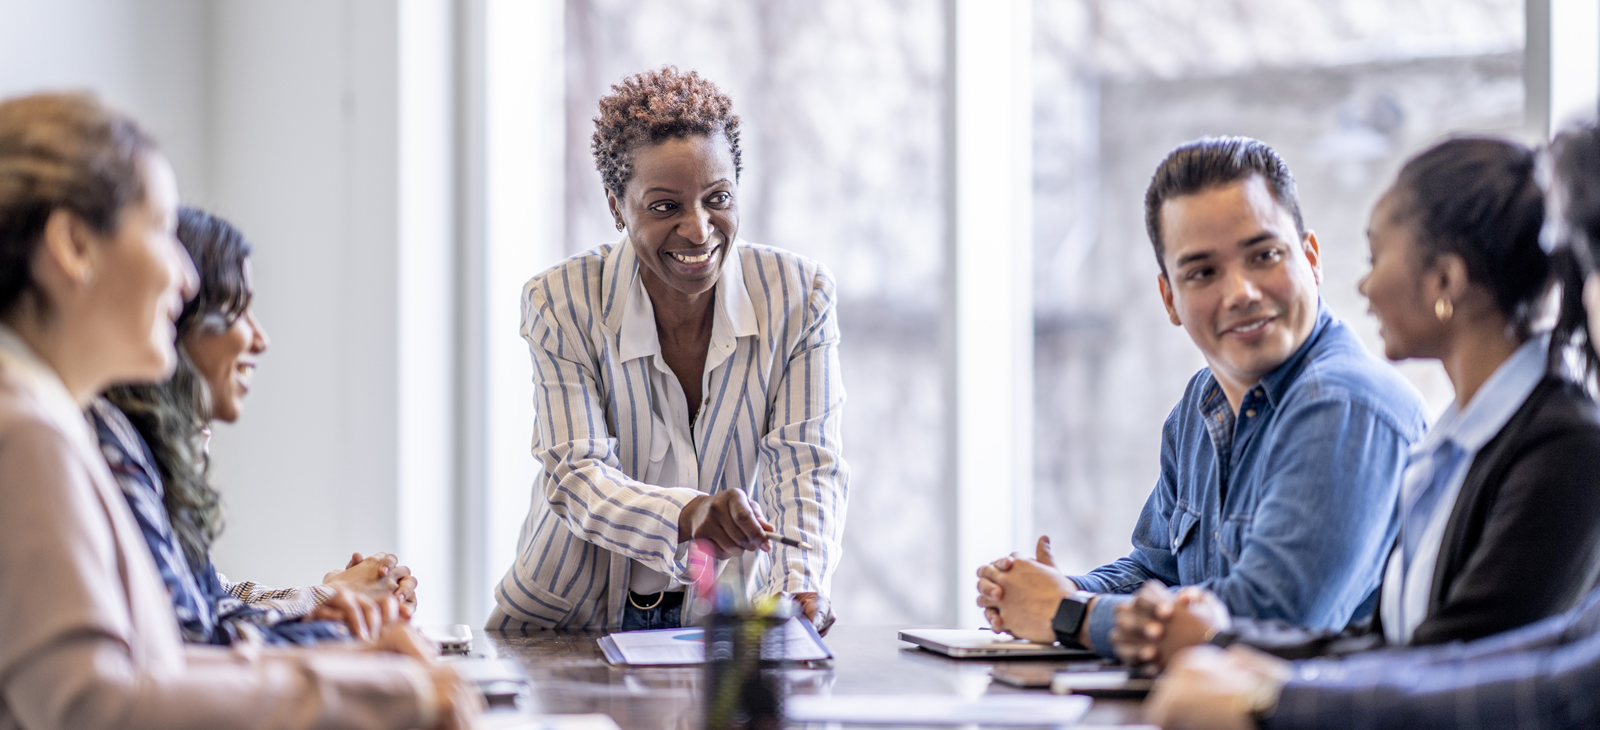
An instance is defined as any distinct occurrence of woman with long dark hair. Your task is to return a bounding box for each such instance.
[96,206,418,645]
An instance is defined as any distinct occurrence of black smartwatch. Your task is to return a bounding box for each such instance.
[1051,591,1096,648]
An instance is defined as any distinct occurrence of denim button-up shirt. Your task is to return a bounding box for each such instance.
[1069,303,1429,656]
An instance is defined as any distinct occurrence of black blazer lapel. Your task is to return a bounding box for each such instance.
[1425,380,1553,617]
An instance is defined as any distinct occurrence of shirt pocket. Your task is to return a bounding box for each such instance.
[518,576,580,627]
[1169,506,1201,554]
[1216,516,1253,564]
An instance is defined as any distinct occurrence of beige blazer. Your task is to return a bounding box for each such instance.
[0,327,435,730]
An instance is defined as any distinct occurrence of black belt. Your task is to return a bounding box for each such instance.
[627,590,686,611]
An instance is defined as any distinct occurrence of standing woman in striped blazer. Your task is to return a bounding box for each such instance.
[488,66,850,632]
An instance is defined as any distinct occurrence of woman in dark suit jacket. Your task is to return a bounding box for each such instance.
[1112,136,1600,669]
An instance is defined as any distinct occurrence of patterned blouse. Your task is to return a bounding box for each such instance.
[88,398,347,646]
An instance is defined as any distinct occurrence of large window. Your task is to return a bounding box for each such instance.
[1029,0,1527,574]
[481,0,952,626]
[475,0,1580,626]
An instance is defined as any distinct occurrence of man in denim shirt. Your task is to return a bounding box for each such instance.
[978,137,1428,658]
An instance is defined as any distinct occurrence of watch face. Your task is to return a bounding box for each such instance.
[1052,596,1090,638]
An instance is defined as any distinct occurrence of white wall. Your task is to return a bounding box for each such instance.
[951,0,1034,629]
[457,0,566,625]
[0,0,212,204]
[1528,0,1600,136]
[0,0,515,628]
[206,0,460,625]
[1548,0,1600,129]
[206,0,401,599]
[0,0,433,607]
[396,0,460,625]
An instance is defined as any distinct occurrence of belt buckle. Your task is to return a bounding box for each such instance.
[628,590,666,610]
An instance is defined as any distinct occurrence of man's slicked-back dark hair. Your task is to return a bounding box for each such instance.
[1143,136,1305,274]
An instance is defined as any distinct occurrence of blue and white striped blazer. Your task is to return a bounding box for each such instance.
[487,238,849,630]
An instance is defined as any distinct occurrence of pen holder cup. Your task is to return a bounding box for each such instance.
[702,613,785,730]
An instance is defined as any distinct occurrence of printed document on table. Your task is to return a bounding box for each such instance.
[596,616,831,665]
[785,694,1093,726]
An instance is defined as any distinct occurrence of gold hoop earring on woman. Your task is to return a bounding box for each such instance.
[1434,297,1453,322]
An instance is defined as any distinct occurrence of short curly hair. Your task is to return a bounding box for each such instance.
[591,66,742,199]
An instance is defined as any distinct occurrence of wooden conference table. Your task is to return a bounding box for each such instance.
[477,626,1150,728]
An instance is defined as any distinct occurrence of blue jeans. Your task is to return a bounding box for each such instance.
[621,592,684,631]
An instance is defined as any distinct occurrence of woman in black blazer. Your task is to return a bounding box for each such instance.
[1111,136,1600,668]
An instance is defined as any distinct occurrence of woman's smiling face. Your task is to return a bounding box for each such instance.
[96,153,196,383]
[609,133,739,301]
[181,260,268,423]
[1359,187,1445,362]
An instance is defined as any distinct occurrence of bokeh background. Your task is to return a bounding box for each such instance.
[1,0,1593,628]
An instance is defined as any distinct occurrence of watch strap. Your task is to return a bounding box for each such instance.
[1050,591,1095,647]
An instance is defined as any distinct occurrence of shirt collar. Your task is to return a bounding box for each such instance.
[1413,333,1549,457]
[618,242,758,363]
[1197,299,1334,413]
[1253,299,1335,410]
[0,322,95,450]
[600,234,638,332]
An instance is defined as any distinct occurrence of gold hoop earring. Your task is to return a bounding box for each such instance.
[615,221,625,232]
[1434,297,1453,322]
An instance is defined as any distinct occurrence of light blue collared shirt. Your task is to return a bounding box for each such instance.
[1381,334,1551,644]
